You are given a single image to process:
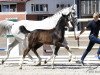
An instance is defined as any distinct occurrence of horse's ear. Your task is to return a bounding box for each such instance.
[62,14,65,17]
[62,14,64,16]
[67,12,71,16]
[68,12,71,15]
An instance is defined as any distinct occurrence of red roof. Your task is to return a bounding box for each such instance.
[0,0,30,2]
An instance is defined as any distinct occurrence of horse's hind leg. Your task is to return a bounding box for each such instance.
[2,39,19,64]
[23,35,34,62]
[33,50,41,66]
[45,46,60,69]
[44,45,55,64]
[19,48,30,69]
[31,43,43,66]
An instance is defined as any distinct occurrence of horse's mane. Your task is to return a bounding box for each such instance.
[43,6,70,21]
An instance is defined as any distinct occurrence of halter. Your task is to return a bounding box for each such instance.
[66,7,78,41]
[69,4,79,46]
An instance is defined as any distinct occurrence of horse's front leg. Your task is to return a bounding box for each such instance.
[62,38,72,62]
[2,39,19,64]
[51,46,60,69]
[65,45,72,62]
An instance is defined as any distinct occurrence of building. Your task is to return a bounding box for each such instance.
[0,0,29,21]
[75,0,100,30]
[26,0,75,20]
[76,0,100,18]
[0,0,75,21]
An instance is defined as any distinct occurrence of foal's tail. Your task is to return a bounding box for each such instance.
[19,25,31,34]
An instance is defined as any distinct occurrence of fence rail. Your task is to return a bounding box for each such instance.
[0,55,100,64]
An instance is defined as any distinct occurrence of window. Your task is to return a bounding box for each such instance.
[0,4,16,12]
[36,4,39,11]
[31,4,48,12]
[56,4,70,9]
[10,4,16,12]
[40,5,43,11]
[2,5,9,12]
[68,4,70,7]
[56,4,65,8]
[81,0,99,15]
[0,5,1,12]
[56,4,59,8]
[31,4,34,12]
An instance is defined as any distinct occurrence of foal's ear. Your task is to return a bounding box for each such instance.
[62,14,66,17]
[67,12,71,16]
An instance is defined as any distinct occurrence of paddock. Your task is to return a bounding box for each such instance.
[0,65,100,75]
[0,55,100,75]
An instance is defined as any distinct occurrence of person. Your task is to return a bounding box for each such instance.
[97,46,100,59]
[76,12,100,65]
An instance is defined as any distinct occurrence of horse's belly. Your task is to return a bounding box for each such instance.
[40,41,53,45]
[39,38,53,44]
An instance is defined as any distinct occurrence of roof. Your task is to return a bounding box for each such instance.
[0,0,30,2]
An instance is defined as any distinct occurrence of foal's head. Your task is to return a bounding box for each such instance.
[60,13,72,27]
[55,13,72,31]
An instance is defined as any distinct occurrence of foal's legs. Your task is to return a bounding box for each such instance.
[51,46,60,69]
[65,45,72,62]
[44,45,55,64]
[31,43,43,65]
[44,46,60,69]
[2,39,19,64]
[62,38,72,62]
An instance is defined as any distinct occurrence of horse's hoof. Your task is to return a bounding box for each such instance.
[44,60,47,64]
[51,66,55,69]
[1,60,4,64]
[19,67,22,70]
[35,63,41,66]
[68,59,71,62]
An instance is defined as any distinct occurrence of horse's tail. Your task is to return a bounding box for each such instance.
[0,20,14,36]
[19,25,31,34]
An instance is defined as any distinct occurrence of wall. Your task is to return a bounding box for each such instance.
[17,3,26,12]
[0,12,26,20]
[26,0,74,14]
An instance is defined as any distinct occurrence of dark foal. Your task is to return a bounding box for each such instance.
[19,13,73,69]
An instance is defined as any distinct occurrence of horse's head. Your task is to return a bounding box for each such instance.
[69,4,78,28]
[61,4,78,28]
[61,13,73,28]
